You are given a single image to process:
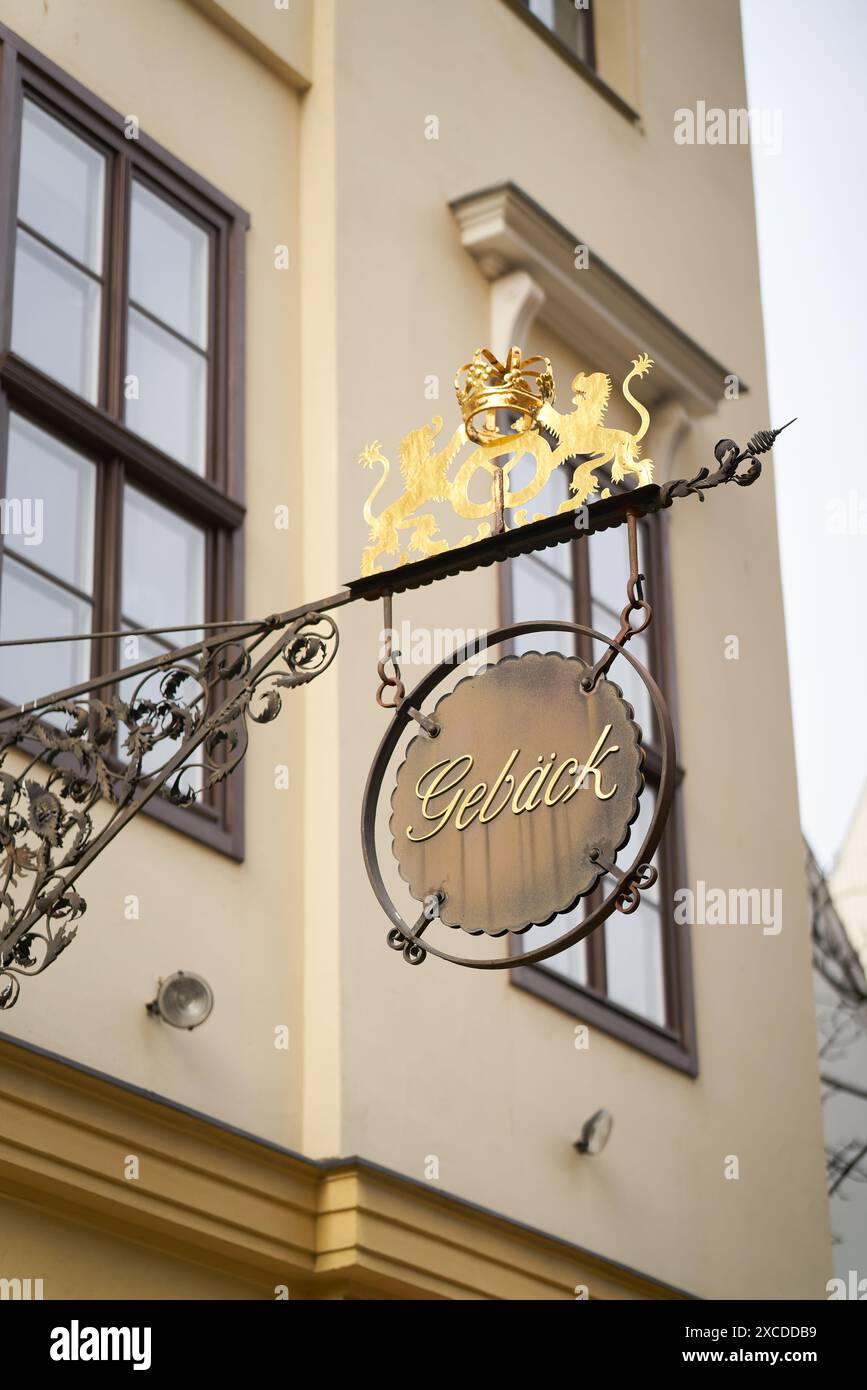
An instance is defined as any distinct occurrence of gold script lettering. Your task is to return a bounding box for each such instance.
[477,748,520,823]
[561,725,619,802]
[544,758,580,805]
[405,730,621,842]
[512,756,555,814]
[454,781,487,830]
[406,755,474,842]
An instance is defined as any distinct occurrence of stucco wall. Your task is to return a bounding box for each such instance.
[321,0,830,1298]
[0,0,308,1147]
[0,1194,266,1299]
[0,0,831,1300]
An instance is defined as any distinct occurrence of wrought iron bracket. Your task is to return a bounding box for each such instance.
[346,422,790,603]
[0,608,340,1008]
[0,426,785,1005]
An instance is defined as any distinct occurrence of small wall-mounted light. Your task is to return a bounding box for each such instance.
[146,972,214,1031]
[574,1108,613,1155]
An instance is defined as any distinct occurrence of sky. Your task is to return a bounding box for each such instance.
[741,0,867,871]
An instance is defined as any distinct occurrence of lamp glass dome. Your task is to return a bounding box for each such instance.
[156,971,213,1030]
[576,1108,613,1155]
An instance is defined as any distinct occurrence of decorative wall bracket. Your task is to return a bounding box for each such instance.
[0,610,339,1008]
[0,338,792,1006]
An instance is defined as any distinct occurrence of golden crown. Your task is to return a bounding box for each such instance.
[454,346,555,445]
[359,346,657,577]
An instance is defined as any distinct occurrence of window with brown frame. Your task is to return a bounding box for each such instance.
[510,0,596,69]
[0,26,248,857]
[502,462,697,1074]
[500,1,639,125]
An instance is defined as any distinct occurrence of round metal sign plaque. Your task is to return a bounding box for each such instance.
[390,652,644,936]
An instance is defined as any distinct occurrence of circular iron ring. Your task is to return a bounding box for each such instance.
[361,621,676,970]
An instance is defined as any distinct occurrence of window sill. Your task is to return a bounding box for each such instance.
[512,961,698,1076]
[498,0,640,125]
[136,782,243,860]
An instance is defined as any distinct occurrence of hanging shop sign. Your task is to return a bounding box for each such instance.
[0,342,788,1009]
[357,346,787,971]
[363,619,675,969]
[392,652,646,938]
[359,346,669,968]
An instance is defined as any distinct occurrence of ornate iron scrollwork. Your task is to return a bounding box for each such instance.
[657,424,793,508]
[0,612,339,1009]
[0,412,789,1006]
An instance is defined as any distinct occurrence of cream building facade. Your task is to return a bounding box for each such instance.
[0,0,830,1299]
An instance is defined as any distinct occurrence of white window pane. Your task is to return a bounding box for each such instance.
[593,603,653,737]
[129,182,208,347]
[504,454,570,548]
[12,230,101,402]
[530,901,588,986]
[122,487,204,638]
[511,556,574,656]
[18,99,105,271]
[125,308,207,473]
[505,451,573,580]
[5,415,95,592]
[0,557,91,706]
[589,522,630,613]
[527,0,593,62]
[605,903,666,1025]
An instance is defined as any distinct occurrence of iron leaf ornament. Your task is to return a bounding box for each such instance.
[0,613,338,1009]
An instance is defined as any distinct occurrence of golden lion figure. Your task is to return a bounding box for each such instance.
[538,353,655,508]
[445,355,655,527]
[358,352,655,574]
[360,417,465,575]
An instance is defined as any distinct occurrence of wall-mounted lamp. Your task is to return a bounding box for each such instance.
[574,1108,613,1155]
[146,972,214,1031]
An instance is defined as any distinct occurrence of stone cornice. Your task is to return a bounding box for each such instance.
[450,182,743,418]
[0,1035,692,1300]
